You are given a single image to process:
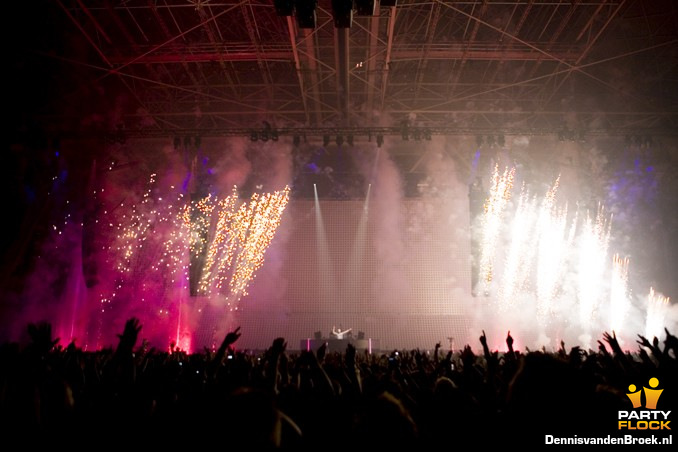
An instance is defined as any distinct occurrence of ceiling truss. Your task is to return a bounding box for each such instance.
[12,0,678,140]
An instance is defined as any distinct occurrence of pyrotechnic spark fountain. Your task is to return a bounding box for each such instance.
[198,188,241,296]
[497,184,537,311]
[226,186,291,306]
[19,150,674,353]
[94,176,290,348]
[474,165,656,347]
[479,164,515,291]
[645,287,670,339]
[535,177,572,326]
[494,176,573,325]
[576,206,611,331]
[113,173,158,274]
[609,254,630,334]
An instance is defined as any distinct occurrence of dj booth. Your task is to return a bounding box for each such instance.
[299,337,380,354]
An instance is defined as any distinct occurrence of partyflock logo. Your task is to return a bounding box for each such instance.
[618,377,671,430]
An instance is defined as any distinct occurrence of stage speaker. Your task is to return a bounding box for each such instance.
[296,0,317,29]
[274,0,294,16]
[355,0,375,15]
[332,0,354,28]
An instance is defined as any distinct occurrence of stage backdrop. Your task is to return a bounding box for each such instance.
[222,195,474,352]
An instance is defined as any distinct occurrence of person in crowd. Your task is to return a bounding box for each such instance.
[331,325,352,340]
[1,318,675,448]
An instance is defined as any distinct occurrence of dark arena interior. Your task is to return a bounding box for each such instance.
[2,1,677,447]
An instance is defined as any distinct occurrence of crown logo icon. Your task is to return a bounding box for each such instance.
[626,377,663,409]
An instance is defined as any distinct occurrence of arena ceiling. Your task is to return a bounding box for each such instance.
[9,0,678,143]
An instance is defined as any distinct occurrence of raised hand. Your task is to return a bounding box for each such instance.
[460,344,475,370]
[270,337,287,355]
[479,330,491,358]
[414,348,424,367]
[434,341,441,363]
[602,331,622,356]
[638,332,668,361]
[569,345,583,363]
[116,317,142,355]
[66,339,77,354]
[555,340,567,357]
[346,343,356,367]
[316,341,327,362]
[479,330,488,347]
[636,334,653,350]
[664,328,678,355]
[597,340,609,356]
[223,326,242,348]
[506,331,514,351]
[120,317,142,339]
[27,322,59,356]
[637,347,653,366]
[215,326,242,361]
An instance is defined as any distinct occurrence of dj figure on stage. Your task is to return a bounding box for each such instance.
[332,325,352,340]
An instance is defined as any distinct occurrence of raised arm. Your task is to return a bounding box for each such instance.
[479,330,491,359]
[505,330,515,360]
[115,317,142,358]
[344,343,362,395]
[663,328,678,359]
[26,322,60,358]
[215,326,242,362]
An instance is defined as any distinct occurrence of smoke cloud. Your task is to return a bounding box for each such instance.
[2,134,676,353]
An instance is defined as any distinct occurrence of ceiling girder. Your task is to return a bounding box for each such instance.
[14,0,677,139]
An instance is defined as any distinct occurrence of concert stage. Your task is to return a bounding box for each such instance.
[299,337,381,354]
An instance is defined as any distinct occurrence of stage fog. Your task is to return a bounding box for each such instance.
[2,134,677,353]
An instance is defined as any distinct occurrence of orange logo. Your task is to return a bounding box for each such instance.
[626,377,664,410]
[619,377,671,431]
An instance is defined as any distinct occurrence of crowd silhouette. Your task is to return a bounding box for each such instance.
[1,318,675,448]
